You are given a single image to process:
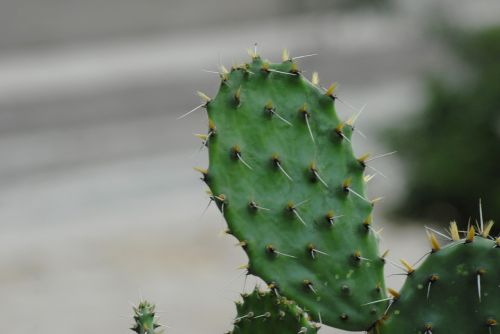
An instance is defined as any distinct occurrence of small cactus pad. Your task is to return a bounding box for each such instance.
[201,54,386,330]
[377,228,499,334]
[228,288,319,334]
[131,301,162,334]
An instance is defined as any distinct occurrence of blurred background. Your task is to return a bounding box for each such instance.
[0,0,498,333]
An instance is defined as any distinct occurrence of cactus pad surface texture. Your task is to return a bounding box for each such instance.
[376,225,499,334]
[228,287,319,334]
[201,52,386,331]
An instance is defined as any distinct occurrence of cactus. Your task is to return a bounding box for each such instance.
[383,26,500,230]
[375,223,499,334]
[131,301,162,334]
[181,49,500,334]
[197,50,386,330]
[228,287,319,334]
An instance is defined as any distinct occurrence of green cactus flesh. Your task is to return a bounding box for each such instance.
[131,301,162,334]
[202,54,386,330]
[229,288,319,334]
[377,232,499,334]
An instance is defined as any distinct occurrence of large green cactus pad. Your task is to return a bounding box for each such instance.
[202,54,386,330]
[228,288,319,334]
[377,230,499,334]
[131,301,162,334]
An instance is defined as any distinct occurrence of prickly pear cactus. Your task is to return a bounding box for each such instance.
[228,287,319,334]
[131,301,162,334]
[376,223,499,334]
[199,51,386,330]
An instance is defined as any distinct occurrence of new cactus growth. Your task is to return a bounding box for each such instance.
[131,301,162,334]
[228,287,319,334]
[375,223,499,334]
[198,52,386,330]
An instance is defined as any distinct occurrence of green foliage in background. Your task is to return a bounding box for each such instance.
[384,26,500,228]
